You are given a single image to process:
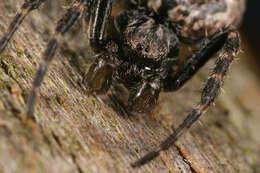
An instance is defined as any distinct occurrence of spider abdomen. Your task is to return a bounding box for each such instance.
[142,0,246,40]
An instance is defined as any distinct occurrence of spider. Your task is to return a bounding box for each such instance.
[0,0,246,168]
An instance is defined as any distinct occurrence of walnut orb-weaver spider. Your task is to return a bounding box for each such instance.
[0,0,246,168]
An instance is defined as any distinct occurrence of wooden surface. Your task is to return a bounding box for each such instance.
[0,1,259,173]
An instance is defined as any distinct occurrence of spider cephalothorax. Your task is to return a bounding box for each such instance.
[0,0,246,168]
[116,10,180,61]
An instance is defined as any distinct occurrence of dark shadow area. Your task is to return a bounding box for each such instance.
[241,1,260,69]
[242,1,260,48]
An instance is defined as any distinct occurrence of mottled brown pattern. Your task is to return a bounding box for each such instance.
[141,0,246,40]
[168,0,246,40]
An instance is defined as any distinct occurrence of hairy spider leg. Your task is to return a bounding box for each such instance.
[164,29,232,92]
[83,0,116,92]
[88,0,114,50]
[127,78,161,113]
[0,0,46,53]
[131,30,240,167]
[26,0,88,119]
[84,53,119,94]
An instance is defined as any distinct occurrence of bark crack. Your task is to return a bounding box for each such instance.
[71,153,84,173]
[175,145,197,173]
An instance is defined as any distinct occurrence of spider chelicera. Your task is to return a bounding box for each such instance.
[0,0,246,168]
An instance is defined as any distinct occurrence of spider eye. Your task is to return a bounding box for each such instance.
[136,44,143,51]
[144,47,150,53]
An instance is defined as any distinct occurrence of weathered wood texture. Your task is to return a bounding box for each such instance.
[0,1,259,173]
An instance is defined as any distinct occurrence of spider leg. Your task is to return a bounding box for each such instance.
[87,0,114,50]
[26,0,87,119]
[131,31,240,167]
[84,53,119,94]
[163,29,231,92]
[127,78,161,113]
[0,0,46,53]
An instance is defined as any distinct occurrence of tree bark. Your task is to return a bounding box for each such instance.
[0,1,259,173]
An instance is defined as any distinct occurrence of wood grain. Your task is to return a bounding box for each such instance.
[0,1,259,172]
